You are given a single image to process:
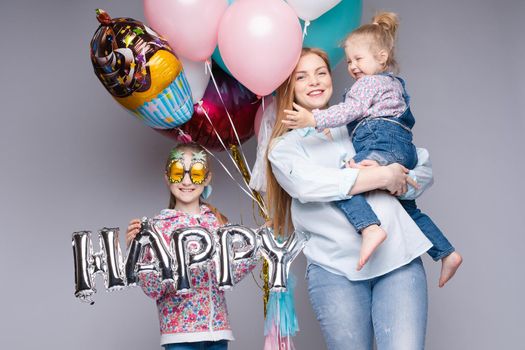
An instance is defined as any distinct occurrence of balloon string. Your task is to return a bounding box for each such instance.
[230,144,269,218]
[263,259,270,316]
[194,102,269,218]
[199,66,272,315]
[303,20,311,39]
[198,136,258,204]
[201,143,261,206]
[198,102,269,217]
[205,60,252,177]
[197,65,266,214]
[197,102,258,201]
[252,203,262,227]
[204,65,270,222]
[205,59,210,75]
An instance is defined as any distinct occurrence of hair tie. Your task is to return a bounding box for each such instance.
[201,185,212,200]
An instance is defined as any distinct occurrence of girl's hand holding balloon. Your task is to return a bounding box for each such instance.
[283,103,316,129]
[126,219,141,247]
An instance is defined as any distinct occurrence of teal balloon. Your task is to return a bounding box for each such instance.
[213,0,362,75]
[212,46,232,76]
[212,0,234,74]
[302,0,362,67]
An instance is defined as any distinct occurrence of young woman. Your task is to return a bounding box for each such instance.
[265,48,434,349]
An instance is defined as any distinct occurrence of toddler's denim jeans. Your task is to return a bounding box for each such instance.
[336,107,454,261]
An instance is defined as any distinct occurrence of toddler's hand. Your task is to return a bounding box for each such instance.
[282,103,316,129]
[347,159,380,169]
[126,218,142,247]
[406,174,420,190]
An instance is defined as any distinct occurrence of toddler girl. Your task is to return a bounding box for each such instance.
[126,143,257,349]
[283,12,462,287]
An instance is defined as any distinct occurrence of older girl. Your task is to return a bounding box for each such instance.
[126,143,256,350]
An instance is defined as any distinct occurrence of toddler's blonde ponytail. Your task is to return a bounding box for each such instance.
[372,12,399,40]
[345,11,400,71]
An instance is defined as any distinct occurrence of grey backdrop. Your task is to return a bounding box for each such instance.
[1,0,524,349]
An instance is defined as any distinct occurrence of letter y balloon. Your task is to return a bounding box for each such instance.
[258,228,310,291]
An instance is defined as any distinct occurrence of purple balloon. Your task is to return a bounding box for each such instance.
[157,64,261,151]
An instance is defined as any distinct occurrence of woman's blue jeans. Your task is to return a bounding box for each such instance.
[307,258,428,350]
[164,340,228,350]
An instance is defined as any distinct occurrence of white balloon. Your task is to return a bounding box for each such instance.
[286,0,341,21]
[180,57,211,103]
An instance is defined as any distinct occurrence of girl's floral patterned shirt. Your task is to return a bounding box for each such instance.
[138,205,258,345]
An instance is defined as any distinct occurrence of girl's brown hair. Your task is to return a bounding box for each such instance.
[345,12,400,72]
[265,48,332,238]
[166,143,228,225]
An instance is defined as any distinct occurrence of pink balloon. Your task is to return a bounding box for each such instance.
[218,0,303,96]
[144,0,228,61]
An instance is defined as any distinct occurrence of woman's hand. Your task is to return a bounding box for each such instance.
[282,103,316,129]
[381,163,418,196]
[348,162,419,196]
[126,219,142,247]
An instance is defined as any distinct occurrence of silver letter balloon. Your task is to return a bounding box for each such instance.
[72,218,309,303]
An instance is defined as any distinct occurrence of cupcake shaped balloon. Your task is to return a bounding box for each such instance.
[90,9,193,129]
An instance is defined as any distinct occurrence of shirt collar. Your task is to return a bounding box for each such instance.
[296,127,316,137]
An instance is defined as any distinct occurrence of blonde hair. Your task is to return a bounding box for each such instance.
[166,143,228,225]
[345,11,400,72]
[265,48,332,238]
